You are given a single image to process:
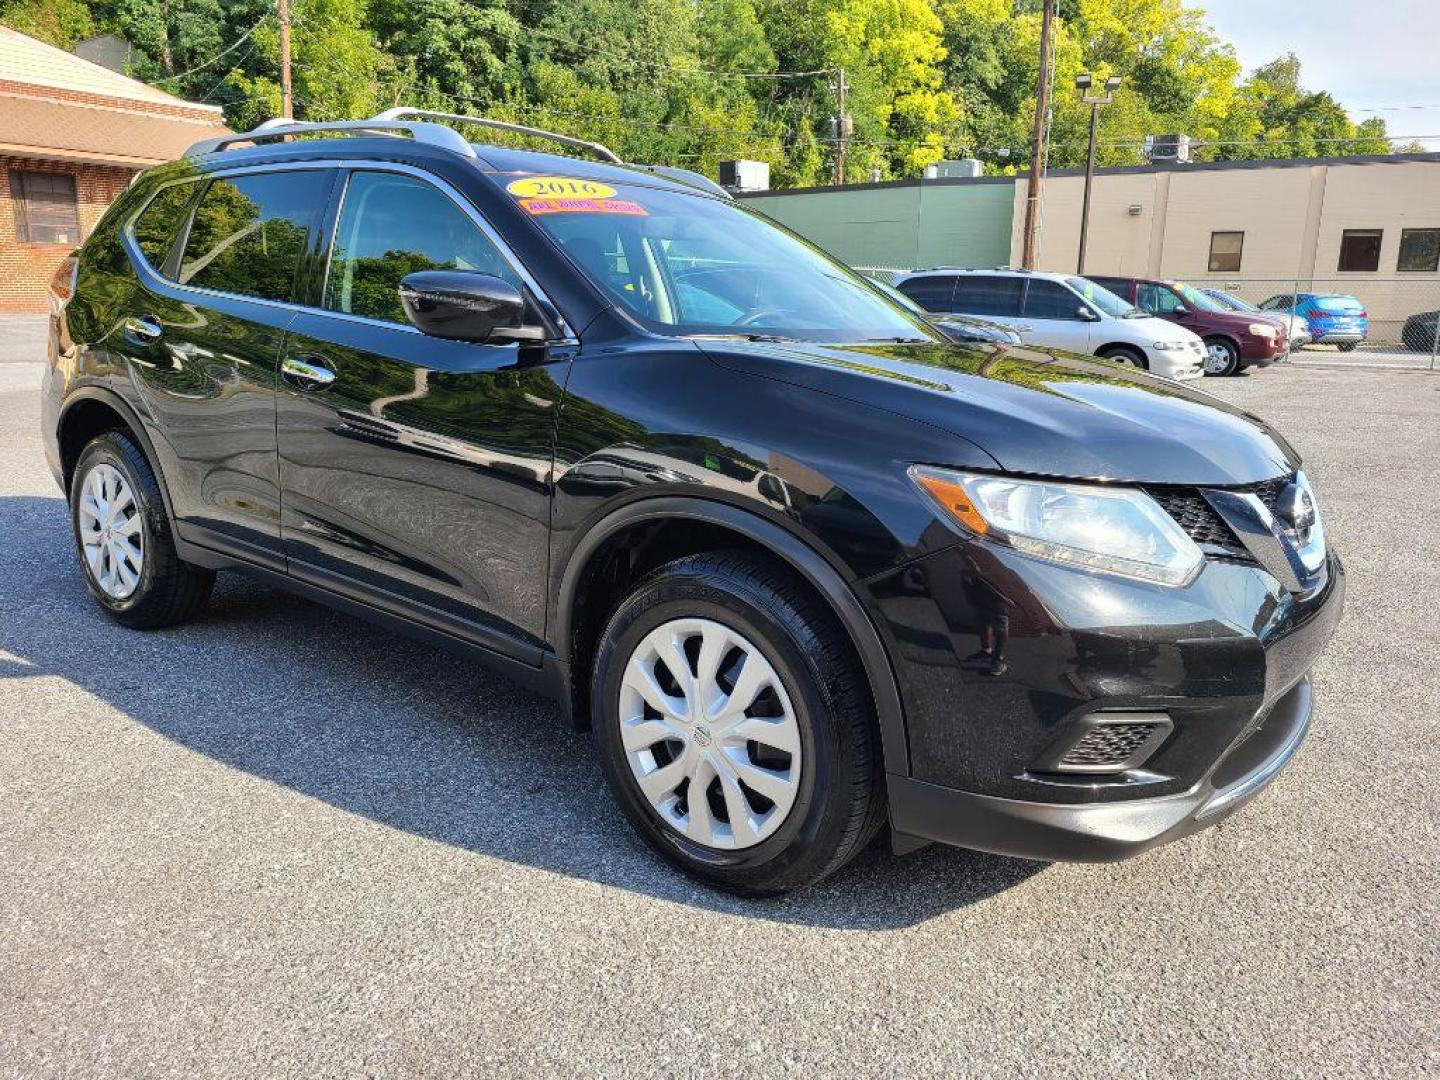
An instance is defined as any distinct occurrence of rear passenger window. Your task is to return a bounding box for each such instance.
[325,171,520,324]
[179,171,328,302]
[1022,280,1083,319]
[951,276,1023,318]
[896,276,956,312]
[131,181,198,272]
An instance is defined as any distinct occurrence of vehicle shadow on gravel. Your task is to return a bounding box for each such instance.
[0,494,1046,929]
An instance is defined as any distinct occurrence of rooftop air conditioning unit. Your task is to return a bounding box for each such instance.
[932,158,984,179]
[1143,134,1192,164]
[718,160,770,193]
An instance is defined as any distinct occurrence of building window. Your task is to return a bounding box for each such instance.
[1208,231,1244,273]
[1337,229,1382,272]
[9,170,81,245]
[1397,228,1440,272]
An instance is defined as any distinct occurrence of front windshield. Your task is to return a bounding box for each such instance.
[1170,281,1229,312]
[1208,289,1256,312]
[506,175,937,342]
[1067,277,1138,318]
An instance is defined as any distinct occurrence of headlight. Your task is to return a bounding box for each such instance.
[1152,340,1189,350]
[1248,323,1278,337]
[909,467,1205,586]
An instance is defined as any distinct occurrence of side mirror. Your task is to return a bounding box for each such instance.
[398,271,547,343]
[1172,305,1189,316]
[1077,306,1100,322]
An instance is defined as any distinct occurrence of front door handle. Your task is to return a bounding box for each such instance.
[122,315,163,346]
[281,355,336,388]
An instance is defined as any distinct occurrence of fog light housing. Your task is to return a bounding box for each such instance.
[1032,712,1174,774]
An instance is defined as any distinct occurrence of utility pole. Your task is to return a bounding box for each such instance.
[277,0,293,119]
[832,69,850,186]
[1075,74,1121,274]
[1020,0,1056,269]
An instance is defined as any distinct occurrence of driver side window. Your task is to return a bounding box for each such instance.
[325,171,519,324]
[1137,282,1184,315]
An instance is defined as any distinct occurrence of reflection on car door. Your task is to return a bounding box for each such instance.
[114,167,333,569]
[275,168,570,657]
[1017,279,1093,352]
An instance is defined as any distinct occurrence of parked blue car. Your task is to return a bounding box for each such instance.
[1259,293,1367,351]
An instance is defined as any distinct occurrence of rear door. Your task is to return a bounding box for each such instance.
[1017,278,1093,352]
[275,165,570,654]
[114,165,333,568]
[950,275,1025,331]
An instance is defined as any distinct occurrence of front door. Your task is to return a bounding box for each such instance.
[1017,278,1094,352]
[116,167,333,567]
[275,168,570,655]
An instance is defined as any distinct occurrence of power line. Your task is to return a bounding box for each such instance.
[153,15,272,84]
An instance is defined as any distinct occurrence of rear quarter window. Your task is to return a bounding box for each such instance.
[131,181,200,274]
[897,276,957,311]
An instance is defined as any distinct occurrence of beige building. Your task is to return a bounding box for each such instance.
[0,27,229,312]
[1013,153,1440,340]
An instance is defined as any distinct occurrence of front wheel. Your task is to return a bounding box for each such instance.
[591,551,885,896]
[1097,345,1148,370]
[1202,337,1240,376]
[70,431,215,629]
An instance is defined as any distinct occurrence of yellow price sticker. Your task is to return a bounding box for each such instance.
[506,176,617,199]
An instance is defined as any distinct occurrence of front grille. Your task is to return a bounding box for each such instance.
[1145,488,1237,549]
[1061,723,1162,769]
[1146,473,1293,557]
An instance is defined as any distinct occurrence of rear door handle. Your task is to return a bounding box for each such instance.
[281,355,336,388]
[122,316,163,345]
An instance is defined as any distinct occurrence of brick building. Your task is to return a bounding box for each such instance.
[0,27,228,312]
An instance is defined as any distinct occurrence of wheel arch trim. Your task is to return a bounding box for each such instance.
[57,386,177,520]
[554,496,911,776]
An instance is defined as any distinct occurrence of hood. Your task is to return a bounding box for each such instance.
[700,339,1298,486]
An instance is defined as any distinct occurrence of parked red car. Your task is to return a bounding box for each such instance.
[1088,276,1288,376]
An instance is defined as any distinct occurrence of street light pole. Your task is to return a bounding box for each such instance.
[1075,74,1122,275]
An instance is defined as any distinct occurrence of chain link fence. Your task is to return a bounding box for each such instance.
[854,266,1440,369]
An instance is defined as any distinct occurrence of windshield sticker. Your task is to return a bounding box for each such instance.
[507,176,617,199]
[520,197,648,217]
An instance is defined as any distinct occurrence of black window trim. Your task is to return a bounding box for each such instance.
[119,159,575,342]
[1207,230,1244,274]
[1337,228,1383,273]
[1396,227,1440,273]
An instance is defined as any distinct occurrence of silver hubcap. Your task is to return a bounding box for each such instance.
[77,462,144,599]
[1204,343,1232,373]
[618,617,802,850]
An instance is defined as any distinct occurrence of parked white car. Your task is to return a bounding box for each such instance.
[894,267,1206,381]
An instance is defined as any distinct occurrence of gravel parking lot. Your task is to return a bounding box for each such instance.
[2,318,1437,1077]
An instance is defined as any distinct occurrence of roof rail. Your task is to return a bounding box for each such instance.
[371,108,623,165]
[186,118,476,158]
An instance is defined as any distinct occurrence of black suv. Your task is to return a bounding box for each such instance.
[41,111,1343,896]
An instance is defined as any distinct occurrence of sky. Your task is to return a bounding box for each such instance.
[1197,0,1440,145]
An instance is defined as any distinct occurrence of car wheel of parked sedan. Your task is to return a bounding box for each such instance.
[1203,338,1240,376]
[1336,342,1357,353]
[70,431,215,629]
[1097,345,1148,370]
[591,550,886,896]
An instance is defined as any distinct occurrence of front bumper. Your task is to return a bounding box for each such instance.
[1145,342,1205,380]
[889,674,1315,861]
[867,539,1345,862]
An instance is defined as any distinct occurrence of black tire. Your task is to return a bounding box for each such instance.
[1336,341,1357,353]
[591,550,886,896]
[1202,337,1240,377]
[1097,345,1147,370]
[69,431,215,629]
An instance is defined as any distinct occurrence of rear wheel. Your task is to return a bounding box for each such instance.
[591,551,885,896]
[1097,345,1147,370]
[70,431,214,629]
[1202,337,1240,376]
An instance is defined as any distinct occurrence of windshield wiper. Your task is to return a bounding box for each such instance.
[863,336,932,344]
